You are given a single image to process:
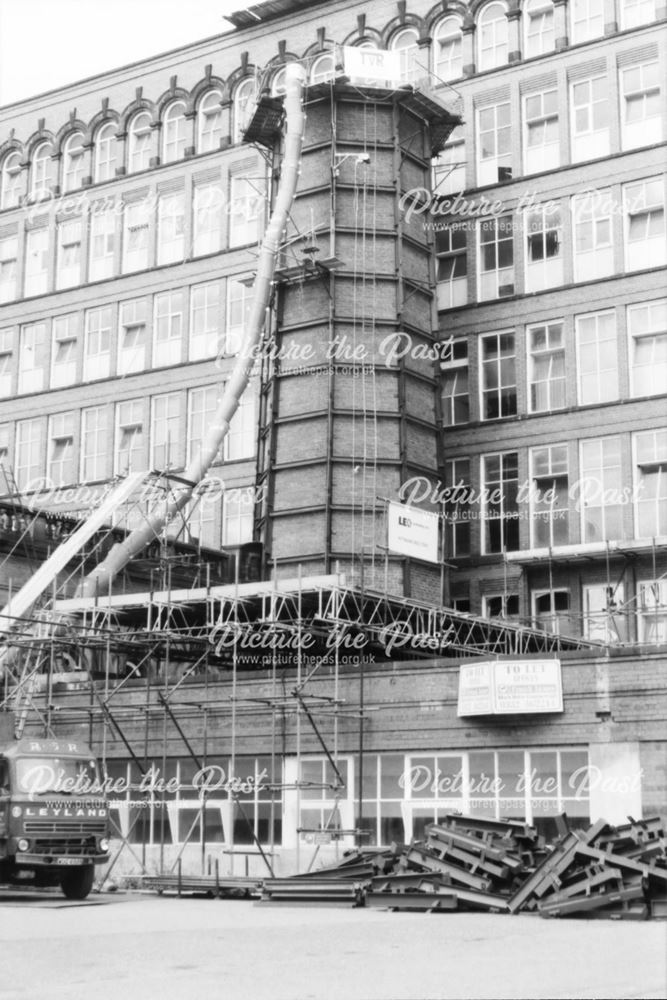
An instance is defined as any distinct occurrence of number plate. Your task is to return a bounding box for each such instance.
[55,858,81,866]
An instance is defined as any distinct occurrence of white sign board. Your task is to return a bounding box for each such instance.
[343,46,402,86]
[456,661,494,716]
[458,659,563,716]
[387,502,439,564]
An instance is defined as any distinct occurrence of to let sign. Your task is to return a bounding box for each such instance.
[387,502,439,564]
[457,659,563,716]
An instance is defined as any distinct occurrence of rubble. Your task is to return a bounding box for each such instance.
[261,814,667,918]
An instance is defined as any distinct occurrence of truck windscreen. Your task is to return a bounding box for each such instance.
[14,757,100,796]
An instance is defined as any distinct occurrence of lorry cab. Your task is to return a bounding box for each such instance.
[0,737,110,899]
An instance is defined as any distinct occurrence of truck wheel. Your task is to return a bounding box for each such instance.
[60,866,95,900]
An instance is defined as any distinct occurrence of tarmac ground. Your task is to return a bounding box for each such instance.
[0,889,665,1000]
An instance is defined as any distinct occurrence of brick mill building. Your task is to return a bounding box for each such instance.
[0,0,665,876]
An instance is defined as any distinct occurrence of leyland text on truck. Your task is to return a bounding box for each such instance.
[0,737,110,899]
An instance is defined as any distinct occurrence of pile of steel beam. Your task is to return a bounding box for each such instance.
[282,814,667,918]
[509,816,667,920]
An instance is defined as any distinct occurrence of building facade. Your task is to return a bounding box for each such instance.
[0,0,665,875]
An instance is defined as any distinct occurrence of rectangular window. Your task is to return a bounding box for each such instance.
[225,381,257,461]
[524,90,559,174]
[620,62,661,151]
[433,127,466,196]
[482,594,520,619]
[153,291,183,368]
[575,311,618,404]
[122,201,150,273]
[583,584,627,642]
[51,314,79,388]
[435,224,467,309]
[358,753,406,847]
[0,328,14,398]
[15,418,43,491]
[89,205,115,282]
[480,331,516,420]
[624,177,667,271]
[634,429,667,538]
[183,487,221,548]
[530,444,569,547]
[478,216,514,300]
[157,191,185,265]
[482,451,519,553]
[190,281,221,360]
[226,278,252,355]
[150,393,182,470]
[570,0,604,42]
[81,406,109,482]
[532,589,571,635]
[528,321,565,413]
[525,204,562,291]
[444,458,471,557]
[115,400,144,474]
[570,75,609,162]
[0,236,18,303]
[187,386,222,465]
[83,307,112,381]
[628,299,667,397]
[298,758,352,841]
[222,486,255,545]
[55,219,82,290]
[621,0,656,27]
[24,228,49,296]
[441,339,469,425]
[579,436,624,543]
[229,175,263,248]
[117,299,147,375]
[401,748,590,839]
[572,190,613,281]
[47,411,75,487]
[18,322,47,394]
[637,580,667,644]
[477,103,511,187]
[193,183,223,256]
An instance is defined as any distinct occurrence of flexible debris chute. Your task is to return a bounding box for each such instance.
[77,62,307,600]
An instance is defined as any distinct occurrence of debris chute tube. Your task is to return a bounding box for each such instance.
[76,63,307,600]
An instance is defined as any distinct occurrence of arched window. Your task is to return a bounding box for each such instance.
[198,90,223,153]
[128,112,152,173]
[525,0,555,56]
[433,17,463,81]
[1,152,22,209]
[310,51,336,85]
[62,133,86,192]
[478,2,509,71]
[31,142,53,200]
[271,67,287,97]
[162,101,187,163]
[94,123,117,183]
[233,78,257,143]
[390,27,421,84]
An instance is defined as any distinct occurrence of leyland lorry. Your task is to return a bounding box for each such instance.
[0,737,110,899]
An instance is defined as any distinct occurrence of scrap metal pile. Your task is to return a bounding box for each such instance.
[261,813,667,919]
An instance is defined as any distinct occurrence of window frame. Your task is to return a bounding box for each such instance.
[527,320,566,413]
[477,2,509,72]
[197,90,223,153]
[1,152,22,209]
[162,101,188,164]
[62,132,86,193]
[575,309,618,405]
